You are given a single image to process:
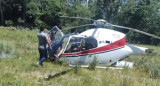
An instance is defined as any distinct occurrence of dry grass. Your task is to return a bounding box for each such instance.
[0,26,160,86]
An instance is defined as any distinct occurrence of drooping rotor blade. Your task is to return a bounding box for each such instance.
[109,24,160,39]
[62,24,95,31]
[60,16,95,21]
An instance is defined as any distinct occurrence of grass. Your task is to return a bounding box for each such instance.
[0,26,160,86]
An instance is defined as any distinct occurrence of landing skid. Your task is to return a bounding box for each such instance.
[69,64,124,69]
[69,61,134,69]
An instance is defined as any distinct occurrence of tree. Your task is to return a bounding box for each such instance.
[26,1,41,23]
[117,0,160,45]
[0,0,4,25]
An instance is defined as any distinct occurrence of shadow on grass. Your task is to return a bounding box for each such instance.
[45,69,73,80]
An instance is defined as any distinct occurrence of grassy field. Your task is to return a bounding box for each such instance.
[0,26,160,86]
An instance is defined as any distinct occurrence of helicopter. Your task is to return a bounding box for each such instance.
[47,16,160,68]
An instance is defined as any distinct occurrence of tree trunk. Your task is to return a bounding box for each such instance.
[23,6,26,21]
[0,0,4,25]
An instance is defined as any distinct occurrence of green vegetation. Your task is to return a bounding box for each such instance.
[0,0,160,85]
[88,55,98,70]
[0,0,160,44]
[0,27,160,86]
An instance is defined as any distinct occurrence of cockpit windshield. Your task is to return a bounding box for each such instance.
[65,37,83,53]
[64,36,98,53]
[69,37,83,43]
[49,26,63,43]
[53,36,63,43]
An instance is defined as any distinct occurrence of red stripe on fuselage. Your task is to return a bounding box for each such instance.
[62,37,126,56]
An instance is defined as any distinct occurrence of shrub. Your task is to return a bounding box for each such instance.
[35,19,48,29]
[18,18,25,23]
[88,55,98,70]
[0,41,13,54]
[0,40,18,57]
[5,20,13,26]
[73,63,80,74]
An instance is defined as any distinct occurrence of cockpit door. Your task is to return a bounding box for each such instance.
[49,26,64,42]
[62,36,71,54]
[64,36,84,54]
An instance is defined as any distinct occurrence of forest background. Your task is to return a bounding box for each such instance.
[0,0,160,45]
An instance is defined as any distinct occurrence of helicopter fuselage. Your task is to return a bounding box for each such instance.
[49,27,148,66]
[60,28,133,65]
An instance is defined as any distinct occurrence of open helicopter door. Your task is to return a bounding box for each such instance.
[49,26,64,42]
[48,26,64,60]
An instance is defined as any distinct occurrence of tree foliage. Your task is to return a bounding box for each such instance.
[0,0,160,45]
[117,0,160,45]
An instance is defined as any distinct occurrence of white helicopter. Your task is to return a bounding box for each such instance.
[48,16,160,68]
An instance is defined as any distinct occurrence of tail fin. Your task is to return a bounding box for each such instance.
[127,45,148,54]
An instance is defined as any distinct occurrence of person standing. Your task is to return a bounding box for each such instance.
[37,26,52,66]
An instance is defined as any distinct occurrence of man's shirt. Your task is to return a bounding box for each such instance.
[37,31,48,50]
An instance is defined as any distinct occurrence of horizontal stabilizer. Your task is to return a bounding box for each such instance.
[127,45,148,54]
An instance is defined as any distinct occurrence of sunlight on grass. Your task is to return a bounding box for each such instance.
[0,27,160,86]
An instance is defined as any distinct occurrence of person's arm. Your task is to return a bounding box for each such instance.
[45,33,52,50]
[57,48,64,57]
[47,40,52,50]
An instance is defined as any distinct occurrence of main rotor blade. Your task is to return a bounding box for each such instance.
[110,24,160,39]
[62,24,95,31]
[60,16,95,21]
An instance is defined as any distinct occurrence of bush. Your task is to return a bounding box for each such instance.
[35,19,48,29]
[5,20,13,26]
[18,18,25,23]
[0,41,14,54]
[88,55,98,70]
[0,40,18,57]
[73,63,80,74]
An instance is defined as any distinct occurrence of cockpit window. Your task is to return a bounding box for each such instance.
[65,37,83,53]
[83,37,97,50]
[54,36,63,43]
[61,36,69,49]
[64,37,98,53]
[49,26,63,42]
[69,37,83,43]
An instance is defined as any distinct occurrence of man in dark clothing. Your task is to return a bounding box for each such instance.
[37,26,52,66]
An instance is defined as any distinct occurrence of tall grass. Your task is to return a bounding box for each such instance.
[0,41,14,53]
[126,50,160,79]
[0,26,160,86]
[88,55,98,70]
